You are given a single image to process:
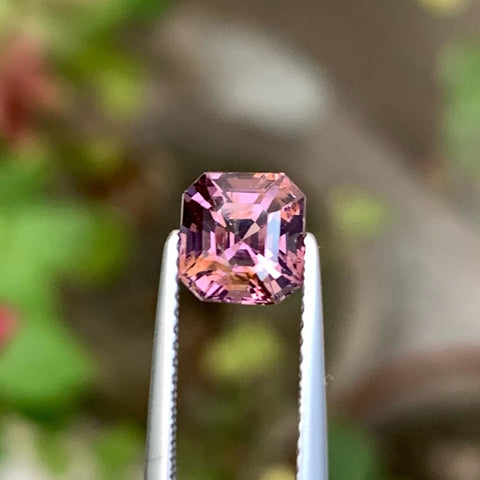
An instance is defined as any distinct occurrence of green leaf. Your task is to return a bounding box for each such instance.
[329,421,380,480]
[0,319,94,413]
[50,0,171,60]
[80,139,125,178]
[0,157,50,206]
[178,435,227,480]
[202,318,284,383]
[330,189,391,240]
[81,0,171,34]
[3,204,94,275]
[416,0,470,16]
[260,465,295,480]
[93,423,143,480]
[95,64,145,118]
[70,209,130,283]
[440,40,480,175]
[37,429,70,475]
[0,203,129,290]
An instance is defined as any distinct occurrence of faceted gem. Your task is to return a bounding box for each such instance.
[178,172,306,305]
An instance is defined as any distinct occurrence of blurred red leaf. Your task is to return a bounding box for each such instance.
[0,35,57,145]
[0,305,19,347]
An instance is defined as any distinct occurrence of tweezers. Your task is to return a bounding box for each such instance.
[144,230,328,480]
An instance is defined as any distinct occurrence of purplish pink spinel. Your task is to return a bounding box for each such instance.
[178,172,306,305]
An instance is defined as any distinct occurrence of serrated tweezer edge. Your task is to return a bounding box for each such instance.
[144,230,328,480]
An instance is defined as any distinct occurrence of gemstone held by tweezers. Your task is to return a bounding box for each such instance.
[178,172,306,305]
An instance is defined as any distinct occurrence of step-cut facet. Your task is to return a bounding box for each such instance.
[178,172,306,305]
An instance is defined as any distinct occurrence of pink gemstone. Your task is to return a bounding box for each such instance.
[178,172,306,305]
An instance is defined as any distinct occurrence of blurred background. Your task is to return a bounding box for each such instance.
[1,0,480,479]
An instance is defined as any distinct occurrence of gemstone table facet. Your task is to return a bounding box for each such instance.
[178,172,306,305]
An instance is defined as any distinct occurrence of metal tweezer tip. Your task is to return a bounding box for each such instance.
[145,230,328,480]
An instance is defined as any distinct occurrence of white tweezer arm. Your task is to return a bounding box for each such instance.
[298,233,328,480]
[144,231,328,480]
[145,230,180,480]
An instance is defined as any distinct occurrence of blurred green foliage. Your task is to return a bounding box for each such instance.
[416,0,470,16]
[260,465,295,480]
[2,417,144,479]
[330,188,391,241]
[0,153,129,415]
[330,422,385,480]
[37,427,71,474]
[440,40,480,176]
[0,0,168,476]
[203,317,284,384]
[196,314,402,480]
[94,423,143,480]
[0,0,169,48]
